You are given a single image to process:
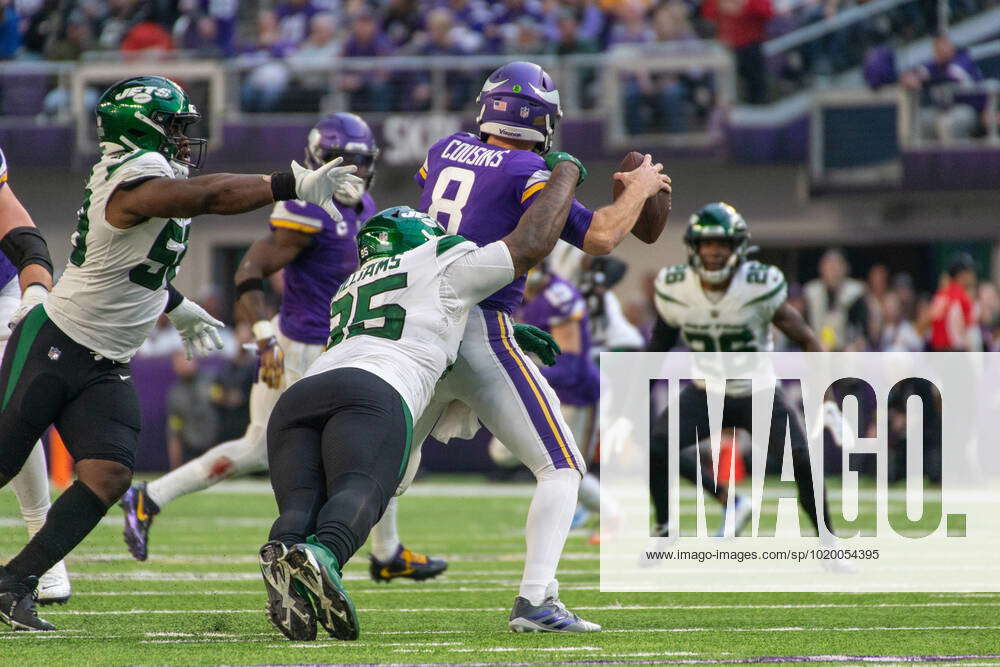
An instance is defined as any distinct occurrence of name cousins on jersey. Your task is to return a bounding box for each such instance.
[440,139,510,169]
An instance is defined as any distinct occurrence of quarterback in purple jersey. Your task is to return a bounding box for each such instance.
[412,61,670,632]
[120,114,446,582]
[0,147,72,623]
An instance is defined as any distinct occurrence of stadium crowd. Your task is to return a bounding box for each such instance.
[3,0,993,118]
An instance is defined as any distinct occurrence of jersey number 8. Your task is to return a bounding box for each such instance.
[428,166,475,234]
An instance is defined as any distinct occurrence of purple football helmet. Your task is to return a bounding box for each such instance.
[475,61,562,154]
[304,112,379,199]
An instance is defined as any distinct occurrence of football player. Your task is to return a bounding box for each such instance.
[647,202,832,541]
[0,75,360,631]
[259,155,626,640]
[415,61,671,632]
[0,146,72,611]
[119,112,445,582]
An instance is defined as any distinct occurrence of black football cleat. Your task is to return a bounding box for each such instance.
[369,544,447,583]
[0,571,56,632]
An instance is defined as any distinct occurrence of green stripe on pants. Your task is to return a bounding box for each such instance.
[2,305,48,412]
[398,398,413,478]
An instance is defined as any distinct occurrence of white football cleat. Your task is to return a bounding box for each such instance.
[35,561,71,605]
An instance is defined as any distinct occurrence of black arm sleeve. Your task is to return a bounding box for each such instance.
[647,316,680,352]
[0,226,53,275]
[165,283,184,313]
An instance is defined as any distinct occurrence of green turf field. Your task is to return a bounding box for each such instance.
[1,475,998,666]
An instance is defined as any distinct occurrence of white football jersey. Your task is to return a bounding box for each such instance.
[653,261,787,396]
[46,150,190,362]
[306,235,515,418]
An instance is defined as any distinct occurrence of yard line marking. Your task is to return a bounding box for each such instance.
[69,585,601,596]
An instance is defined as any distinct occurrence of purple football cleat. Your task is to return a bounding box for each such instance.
[119,482,158,561]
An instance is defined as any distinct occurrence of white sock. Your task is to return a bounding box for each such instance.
[519,467,580,605]
[146,426,268,508]
[370,497,401,562]
[577,472,601,513]
[11,442,52,537]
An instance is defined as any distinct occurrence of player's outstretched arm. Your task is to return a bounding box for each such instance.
[772,302,824,351]
[503,161,581,277]
[106,158,361,228]
[647,317,680,352]
[583,154,671,255]
[0,183,53,293]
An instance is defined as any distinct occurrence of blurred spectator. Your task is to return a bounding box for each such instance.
[901,33,985,143]
[120,21,174,57]
[550,9,600,108]
[340,9,395,111]
[97,0,142,51]
[173,0,237,57]
[804,249,868,350]
[505,16,546,55]
[211,322,256,444]
[929,252,980,351]
[702,0,775,105]
[410,7,472,111]
[0,0,19,58]
[275,0,321,45]
[382,0,422,46]
[544,0,605,44]
[294,11,341,59]
[46,10,93,60]
[977,282,999,350]
[240,10,296,112]
[879,292,924,352]
[166,350,219,469]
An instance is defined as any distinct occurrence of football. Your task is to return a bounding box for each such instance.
[612,150,671,244]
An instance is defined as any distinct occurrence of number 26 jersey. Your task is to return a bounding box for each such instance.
[415,132,593,314]
[46,150,189,362]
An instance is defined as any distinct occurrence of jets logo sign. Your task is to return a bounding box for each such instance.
[115,86,174,104]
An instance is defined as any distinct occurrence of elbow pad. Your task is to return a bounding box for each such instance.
[0,226,53,275]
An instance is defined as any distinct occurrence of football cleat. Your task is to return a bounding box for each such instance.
[369,544,447,583]
[508,580,600,633]
[0,571,56,632]
[35,561,71,606]
[119,482,159,561]
[715,494,752,539]
[285,538,359,640]
[258,541,316,641]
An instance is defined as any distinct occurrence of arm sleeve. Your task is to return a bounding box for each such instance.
[517,164,594,250]
[0,147,7,188]
[647,316,680,351]
[269,200,324,235]
[440,239,515,309]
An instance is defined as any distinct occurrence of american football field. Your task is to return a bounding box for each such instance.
[1,476,998,666]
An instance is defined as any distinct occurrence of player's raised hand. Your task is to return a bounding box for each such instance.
[256,337,285,389]
[166,298,225,360]
[290,157,362,221]
[613,154,671,200]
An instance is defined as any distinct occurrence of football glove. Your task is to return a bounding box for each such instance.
[543,151,587,186]
[167,298,225,360]
[290,157,362,222]
[513,323,561,367]
[8,284,48,330]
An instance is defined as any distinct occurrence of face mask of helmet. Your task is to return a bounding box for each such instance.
[690,239,742,285]
[154,111,206,170]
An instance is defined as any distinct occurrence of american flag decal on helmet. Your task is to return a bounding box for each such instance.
[493,100,507,111]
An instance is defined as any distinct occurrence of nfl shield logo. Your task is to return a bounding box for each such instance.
[378,231,390,245]
[493,100,507,111]
[48,347,61,361]
[519,106,530,119]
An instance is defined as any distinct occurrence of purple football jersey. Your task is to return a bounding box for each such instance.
[270,193,376,345]
[0,147,19,287]
[416,132,594,313]
[518,274,599,406]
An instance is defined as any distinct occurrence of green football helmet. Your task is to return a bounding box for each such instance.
[684,202,750,285]
[95,76,206,168]
[357,206,446,264]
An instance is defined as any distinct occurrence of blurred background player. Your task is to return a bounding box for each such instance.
[0,145,71,609]
[0,75,358,632]
[647,203,833,543]
[414,61,670,629]
[120,112,446,582]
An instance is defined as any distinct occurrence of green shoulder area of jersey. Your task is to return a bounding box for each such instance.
[436,234,469,257]
[654,264,690,307]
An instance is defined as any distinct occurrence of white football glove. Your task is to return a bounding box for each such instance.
[8,284,48,330]
[290,157,362,222]
[167,298,225,360]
